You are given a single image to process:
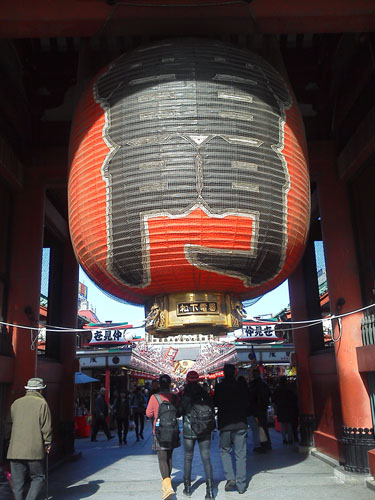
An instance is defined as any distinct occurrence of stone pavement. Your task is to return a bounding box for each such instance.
[47,420,374,500]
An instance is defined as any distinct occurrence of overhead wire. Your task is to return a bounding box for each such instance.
[0,319,146,333]
[0,302,373,335]
[245,302,375,326]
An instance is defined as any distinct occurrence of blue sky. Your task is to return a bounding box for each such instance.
[79,266,290,325]
[44,241,326,326]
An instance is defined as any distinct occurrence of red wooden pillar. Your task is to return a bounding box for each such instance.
[313,141,374,472]
[288,262,316,446]
[59,240,79,455]
[7,178,44,402]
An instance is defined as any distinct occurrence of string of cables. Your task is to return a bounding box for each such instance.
[2,302,374,335]
[244,303,375,343]
[0,318,146,334]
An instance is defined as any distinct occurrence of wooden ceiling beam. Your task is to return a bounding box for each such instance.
[0,1,374,38]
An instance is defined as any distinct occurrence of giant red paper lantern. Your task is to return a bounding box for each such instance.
[68,38,309,330]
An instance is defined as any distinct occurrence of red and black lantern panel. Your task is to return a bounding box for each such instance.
[68,38,310,305]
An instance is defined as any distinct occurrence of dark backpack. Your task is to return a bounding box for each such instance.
[155,394,180,447]
[190,396,216,437]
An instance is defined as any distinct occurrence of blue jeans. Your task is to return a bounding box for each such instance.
[247,416,260,448]
[10,460,45,500]
[219,429,247,491]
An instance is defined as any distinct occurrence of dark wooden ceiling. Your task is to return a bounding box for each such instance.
[0,1,373,219]
[0,0,374,38]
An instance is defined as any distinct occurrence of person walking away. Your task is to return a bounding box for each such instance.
[6,377,52,500]
[178,371,215,499]
[271,376,298,444]
[131,386,146,440]
[213,364,249,495]
[202,382,214,398]
[113,390,130,445]
[245,370,265,454]
[288,377,300,442]
[237,375,263,454]
[146,374,180,500]
[248,368,272,450]
[91,387,114,441]
[148,379,160,402]
[0,466,13,500]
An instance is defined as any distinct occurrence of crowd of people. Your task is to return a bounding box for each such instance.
[87,364,299,499]
[2,368,299,499]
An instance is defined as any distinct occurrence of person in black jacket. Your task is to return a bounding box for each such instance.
[179,371,214,499]
[112,390,130,445]
[248,368,272,450]
[213,364,249,495]
[130,386,146,441]
[271,377,298,444]
[91,388,114,442]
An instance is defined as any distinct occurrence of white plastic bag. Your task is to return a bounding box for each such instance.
[129,420,136,431]
[259,426,267,443]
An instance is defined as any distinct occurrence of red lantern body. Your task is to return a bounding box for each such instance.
[68,38,309,333]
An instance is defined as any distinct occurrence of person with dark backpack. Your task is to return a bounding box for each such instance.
[146,374,180,500]
[178,371,215,499]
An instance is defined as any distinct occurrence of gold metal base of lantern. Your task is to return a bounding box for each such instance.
[145,292,243,338]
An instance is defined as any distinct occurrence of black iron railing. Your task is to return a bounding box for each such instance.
[361,310,375,444]
[361,311,375,345]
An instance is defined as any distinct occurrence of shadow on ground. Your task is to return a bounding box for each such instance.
[47,421,309,499]
[50,480,103,499]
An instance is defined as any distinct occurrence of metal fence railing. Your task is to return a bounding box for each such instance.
[361,311,375,430]
[361,311,375,345]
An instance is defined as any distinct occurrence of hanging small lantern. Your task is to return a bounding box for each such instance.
[124,331,134,342]
[68,38,310,337]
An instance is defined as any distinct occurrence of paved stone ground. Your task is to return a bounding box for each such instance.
[47,420,374,500]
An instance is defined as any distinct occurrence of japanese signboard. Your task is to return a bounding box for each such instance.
[177,301,218,315]
[261,350,291,362]
[241,323,283,341]
[78,282,88,298]
[164,347,178,362]
[89,329,126,344]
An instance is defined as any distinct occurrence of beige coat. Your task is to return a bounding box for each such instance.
[7,391,52,460]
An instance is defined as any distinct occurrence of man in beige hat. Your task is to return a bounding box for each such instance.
[6,377,52,500]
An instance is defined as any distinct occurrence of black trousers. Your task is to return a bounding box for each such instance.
[133,412,144,437]
[157,449,173,479]
[91,417,111,440]
[183,437,213,481]
[117,417,129,442]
